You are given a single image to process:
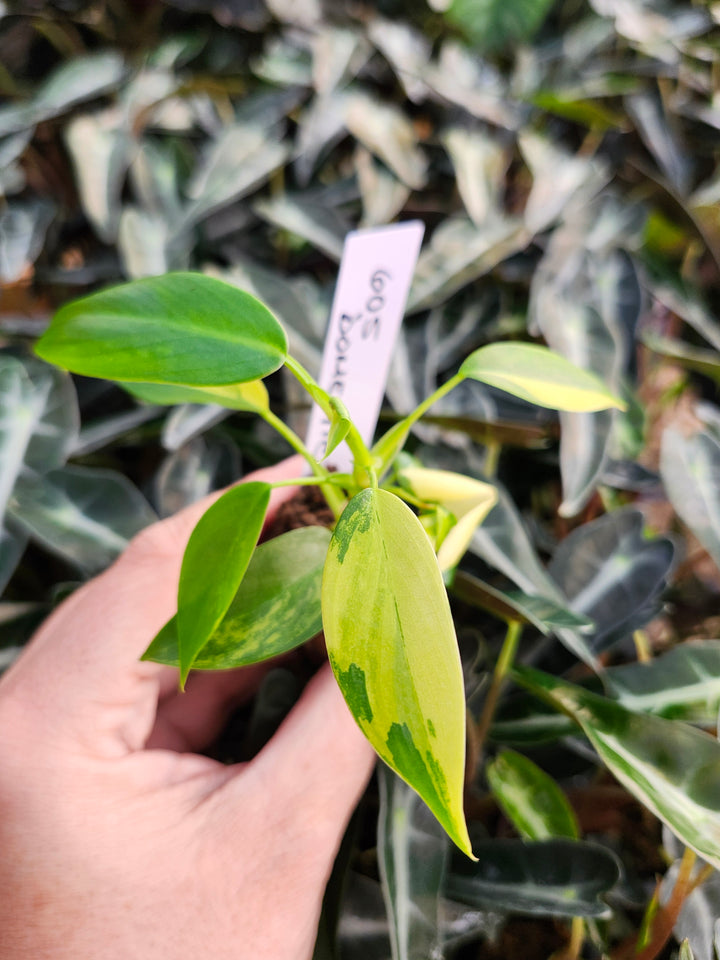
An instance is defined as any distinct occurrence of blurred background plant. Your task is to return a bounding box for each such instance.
[1,0,720,957]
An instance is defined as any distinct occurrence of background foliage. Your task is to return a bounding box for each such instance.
[1,0,720,957]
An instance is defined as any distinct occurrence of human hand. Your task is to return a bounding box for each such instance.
[0,457,375,960]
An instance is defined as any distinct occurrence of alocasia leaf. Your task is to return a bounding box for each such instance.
[514,666,720,870]
[446,838,621,918]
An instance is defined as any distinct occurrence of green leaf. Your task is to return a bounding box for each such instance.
[398,467,497,573]
[486,750,579,841]
[325,397,352,459]
[661,428,720,571]
[642,332,720,385]
[122,379,269,412]
[322,488,472,857]
[0,355,79,521]
[377,766,449,960]
[513,666,720,870]
[177,481,270,682]
[451,572,594,634]
[492,641,720,745]
[8,465,156,574]
[35,272,288,387]
[142,526,330,669]
[444,0,555,52]
[459,343,625,413]
[605,641,720,725]
[548,507,675,654]
[445,839,621,918]
[468,480,598,668]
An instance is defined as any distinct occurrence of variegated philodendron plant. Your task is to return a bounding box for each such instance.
[36,271,623,856]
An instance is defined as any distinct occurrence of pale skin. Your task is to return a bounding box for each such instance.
[0,456,375,959]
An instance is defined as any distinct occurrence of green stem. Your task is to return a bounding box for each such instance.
[475,620,523,756]
[409,372,466,424]
[483,440,502,479]
[372,372,466,471]
[259,407,345,519]
[284,354,374,482]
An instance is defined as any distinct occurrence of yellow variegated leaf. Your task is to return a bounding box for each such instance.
[400,467,498,572]
[437,502,495,571]
[322,488,474,857]
[460,343,625,412]
[123,378,269,412]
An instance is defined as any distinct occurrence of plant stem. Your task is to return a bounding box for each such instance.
[372,371,466,472]
[405,371,465,424]
[474,620,523,758]
[633,629,652,663]
[283,354,375,482]
[259,408,345,519]
[483,440,501,479]
[550,918,585,960]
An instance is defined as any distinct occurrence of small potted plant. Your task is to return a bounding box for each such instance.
[35,269,624,858]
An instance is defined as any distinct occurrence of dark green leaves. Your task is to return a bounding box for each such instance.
[35,272,288,387]
[515,667,720,870]
[446,839,621,918]
[176,481,270,683]
[143,526,330,670]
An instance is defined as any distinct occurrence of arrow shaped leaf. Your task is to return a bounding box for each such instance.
[514,665,720,870]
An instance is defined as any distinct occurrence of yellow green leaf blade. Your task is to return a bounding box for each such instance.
[122,378,269,412]
[398,467,497,572]
[459,343,625,412]
[324,396,352,459]
[322,488,473,857]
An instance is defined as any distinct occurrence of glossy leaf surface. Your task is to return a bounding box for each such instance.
[493,641,720,744]
[9,465,156,574]
[459,343,624,412]
[514,666,720,870]
[144,526,330,669]
[486,750,579,840]
[446,838,621,918]
[322,488,472,856]
[548,507,675,654]
[177,482,270,681]
[35,272,287,386]
[661,428,720,570]
[451,572,593,634]
[378,766,449,960]
[0,356,79,521]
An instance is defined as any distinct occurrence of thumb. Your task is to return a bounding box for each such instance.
[212,666,375,860]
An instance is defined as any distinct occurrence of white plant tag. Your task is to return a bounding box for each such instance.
[305,220,425,472]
